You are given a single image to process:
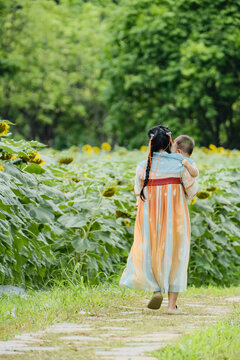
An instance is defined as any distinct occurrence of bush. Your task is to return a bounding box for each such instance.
[0,120,240,288]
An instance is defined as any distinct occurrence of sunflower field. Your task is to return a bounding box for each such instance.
[0,120,240,288]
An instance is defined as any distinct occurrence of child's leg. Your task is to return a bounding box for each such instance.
[168,292,178,310]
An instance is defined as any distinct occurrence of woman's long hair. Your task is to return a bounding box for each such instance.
[140,125,172,201]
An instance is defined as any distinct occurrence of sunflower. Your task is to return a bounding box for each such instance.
[93,146,100,154]
[82,144,92,152]
[19,155,29,162]
[101,142,111,152]
[225,150,232,157]
[124,220,131,227]
[0,122,10,136]
[140,145,148,152]
[103,187,116,197]
[0,163,4,171]
[58,157,74,165]
[1,153,16,160]
[72,177,80,183]
[191,198,197,205]
[202,147,210,154]
[209,144,217,152]
[28,152,40,162]
[206,186,218,192]
[197,191,210,200]
[35,159,46,166]
[116,210,130,219]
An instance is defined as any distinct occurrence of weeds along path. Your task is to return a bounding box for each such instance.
[0,288,239,360]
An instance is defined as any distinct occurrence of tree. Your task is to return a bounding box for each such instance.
[103,0,240,148]
[0,0,109,147]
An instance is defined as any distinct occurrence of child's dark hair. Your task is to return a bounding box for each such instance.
[174,135,195,156]
[140,125,172,201]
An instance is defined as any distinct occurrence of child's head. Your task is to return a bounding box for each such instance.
[174,135,195,157]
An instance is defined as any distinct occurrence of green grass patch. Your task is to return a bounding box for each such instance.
[1,281,240,341]
[152,304,240,360]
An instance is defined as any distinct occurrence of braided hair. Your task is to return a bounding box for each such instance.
[140,125,172,201]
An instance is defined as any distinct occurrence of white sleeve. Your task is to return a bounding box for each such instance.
[134,165,143,196]
[134,165,144,205]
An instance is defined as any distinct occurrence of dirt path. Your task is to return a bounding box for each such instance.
[1,295,239,360]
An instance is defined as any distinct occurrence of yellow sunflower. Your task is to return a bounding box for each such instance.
[140,145,148,152]
[37,159,46,166]
[28,152,40,162]
[0,163,4,171]
[0,122,10,136]
[191,198,197,205]
[82,144,92,152]
[93,146,101,154]
[27,153,45,166]
[101,142,111,152]
[124,220,131,227]
[209,144,217,152]
[1,153,16,160]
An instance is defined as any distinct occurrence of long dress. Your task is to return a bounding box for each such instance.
[119,151,195,293]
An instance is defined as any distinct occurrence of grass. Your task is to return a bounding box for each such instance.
[152,306,240,360]
[0,281,240,360]
[0,279,142,340]
[0,280,240,341]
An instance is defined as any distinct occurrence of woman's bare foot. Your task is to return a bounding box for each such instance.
[167,305,182,314]
[168,291,178,310]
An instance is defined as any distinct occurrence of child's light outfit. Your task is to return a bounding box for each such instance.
[120,151,197,293]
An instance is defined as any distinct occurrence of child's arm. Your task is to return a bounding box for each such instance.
[182,159,199,177]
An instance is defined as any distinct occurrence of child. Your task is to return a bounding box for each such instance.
[174,135,199,178]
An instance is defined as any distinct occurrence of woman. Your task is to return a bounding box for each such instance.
[120,125,193,312]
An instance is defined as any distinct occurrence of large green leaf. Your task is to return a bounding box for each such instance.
[58,213,87,228]
[72,237,96,252]
[23,163,45,174]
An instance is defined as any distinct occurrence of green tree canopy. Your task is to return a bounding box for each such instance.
[1,0,240,148]
[103,0,240,148]
[0,0,110,147]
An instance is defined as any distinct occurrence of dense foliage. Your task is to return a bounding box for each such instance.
[0,121,240,288]
[104,0,240,148]
[1,0,240,148]
[0,122,135,286]
[0,0,109,147]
